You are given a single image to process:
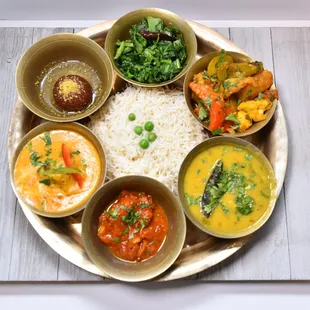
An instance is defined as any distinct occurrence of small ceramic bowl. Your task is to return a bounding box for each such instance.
[16,33,113,122]
[10,122,106,218]
[82,175,186,282]
[178,136,277,239]
[104,8,197,87]
[183,51,278,137]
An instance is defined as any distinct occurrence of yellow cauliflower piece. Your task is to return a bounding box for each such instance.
[237,99,272,122]
[237,111,252,132]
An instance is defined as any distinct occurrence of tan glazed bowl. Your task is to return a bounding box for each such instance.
[104,8,197,87]
[16,33,113,122]
[183,51,278,137]
[10,122,107,218]
[82,175,187,282]
[178,136,277,239]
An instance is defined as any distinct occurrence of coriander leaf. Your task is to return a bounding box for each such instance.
[211,128,223,135]
[202,71,209,79]
[113,237,121,243]
[30,152,43,167]
[121,209,140,226]
[140,219,146,229]
[107,207,119,219]
[121,228,129,236]
[185,193,201,205]
[140,203,152,209]
[230,124,240,131]
[41,167,82,176]
[245,153,253,161]
[39,179,51,186]
[220,202,229,215]
[198,102,208,120]
[45,149,52,157]
[260,191,270,199]
[196,169,201,175]
[41,132,52,147]
[28,142,33,153]
[236,194,254,215]
[225,113,240,124]
[72,150,80,156]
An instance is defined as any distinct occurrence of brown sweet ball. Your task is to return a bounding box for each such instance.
[53,75,93,111]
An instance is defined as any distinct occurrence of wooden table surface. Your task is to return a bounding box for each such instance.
[0,25,307,281]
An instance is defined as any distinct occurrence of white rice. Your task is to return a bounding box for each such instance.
[88,86,207,194]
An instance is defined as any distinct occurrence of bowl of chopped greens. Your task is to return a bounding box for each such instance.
[104,8,197,87]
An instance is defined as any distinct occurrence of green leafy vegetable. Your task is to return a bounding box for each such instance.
[236,194,254,215]
[107,207,119,219]
[41,167,82,176]
[211,128,223,135]
[245,153,253,161]
[114,17,186,83]
[185,193,201,205]
[121,209,140,226]
[41,132,52,147]
[198,102,208,120]
[225,113,240,124]
[30,152,43,167]
[39,179,51,186]
[45,149,52,156]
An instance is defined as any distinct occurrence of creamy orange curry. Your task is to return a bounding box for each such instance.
[14,130,102,214]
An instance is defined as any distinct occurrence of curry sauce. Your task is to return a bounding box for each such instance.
[14,130,102,214]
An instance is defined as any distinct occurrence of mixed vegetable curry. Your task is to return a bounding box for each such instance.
[14,130,102,213]
[189,50,279,134]
[98,190,168,262]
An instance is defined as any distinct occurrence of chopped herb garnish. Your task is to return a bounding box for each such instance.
[211,128,222,135]
[121,209,140,225]
[40,132,52,147]
[201,158,207,164]
[237,98,242,104]
[41,167,82,176]
[205,95,212,108]
[202,178,207,184]
[113,237,121,243]
[146,250,152,255]
[260,191,270,199]
[233,147,243,152]
[28,142,33,153]
[223,81,237,89]
[201,71,209,79]
[220,202,229,215]
[107,207,119,219]
[241,163,246,168]
[121,228,129,236]
[30,152,43,167]
[225,113,240,124]
[140,219,146,229]
[198,101,208,120]
[140,203,152,209]
[245,153,253,161]
[185,193,201,205]
[230,124,240,131]
[236,194,254,215]
[45,149,52,156]
[72,150,80,155]
[196,169,201,175]
[39,179,51,186]
[247,89,252,98]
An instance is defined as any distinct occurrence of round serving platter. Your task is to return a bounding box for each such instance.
[7,20,288,281]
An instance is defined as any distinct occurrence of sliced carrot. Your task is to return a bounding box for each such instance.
[62,143,84,189]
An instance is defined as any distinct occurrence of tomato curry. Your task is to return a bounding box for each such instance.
[97,190,168,262]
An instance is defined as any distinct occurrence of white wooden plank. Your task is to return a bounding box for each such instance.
[8,28,72,281]
[197,28,290,280]
[212,28,229,39]
[0,28,33,281]
[271,28,310,280]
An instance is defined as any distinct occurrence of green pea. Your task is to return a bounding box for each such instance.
[147,132,157,142]
[134,126,143,135]
[128,113,136,121]
[144,121,154,132]
[139,139,149,149]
